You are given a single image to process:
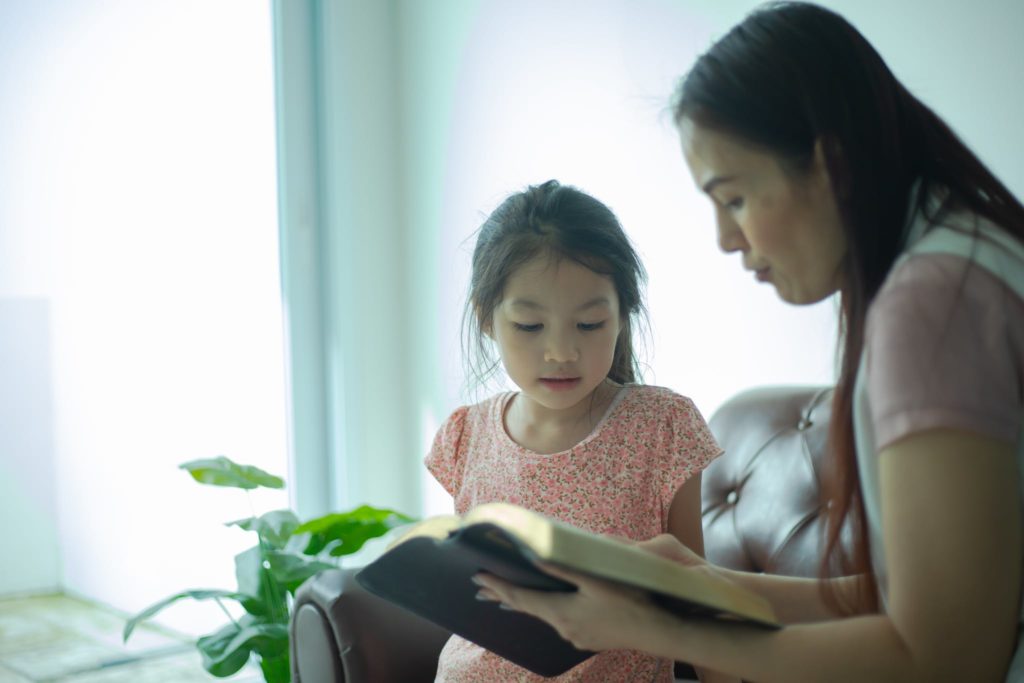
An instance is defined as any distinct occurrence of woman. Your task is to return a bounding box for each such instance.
[474,2,1024,680]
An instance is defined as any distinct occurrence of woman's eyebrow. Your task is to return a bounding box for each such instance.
[702,174,737,194]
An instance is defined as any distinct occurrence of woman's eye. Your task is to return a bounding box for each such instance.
[513,322,542,332]
[724,197,744,211]
[578,321,605,332]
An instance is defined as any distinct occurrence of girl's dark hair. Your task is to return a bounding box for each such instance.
[672,1,1024,613]
[464,180,648,390]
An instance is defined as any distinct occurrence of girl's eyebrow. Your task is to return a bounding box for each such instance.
[577,297,612,311]
[508,297,611,312]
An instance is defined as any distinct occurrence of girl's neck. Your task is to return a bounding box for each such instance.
[504,379,621,455]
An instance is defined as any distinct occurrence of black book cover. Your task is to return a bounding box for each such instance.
[355,522,594,677]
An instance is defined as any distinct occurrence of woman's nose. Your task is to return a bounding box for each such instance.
[716,209,748,254]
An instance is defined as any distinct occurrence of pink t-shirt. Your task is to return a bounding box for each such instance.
[425,384,722,683]
[865,253,1024,449]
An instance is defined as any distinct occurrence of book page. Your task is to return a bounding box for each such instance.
[388,514,461,549]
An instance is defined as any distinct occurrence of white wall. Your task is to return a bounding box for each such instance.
[389,0,1024,517]
[0,300,60,594]
[0,0,289,635]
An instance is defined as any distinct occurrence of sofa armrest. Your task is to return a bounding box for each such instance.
[290,567,452,683]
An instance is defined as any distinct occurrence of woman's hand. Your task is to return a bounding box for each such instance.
[473,563,668,653]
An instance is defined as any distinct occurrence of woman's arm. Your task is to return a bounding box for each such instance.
[665,472,864,626]
[720,570,864,624]
[478,429,1021,682]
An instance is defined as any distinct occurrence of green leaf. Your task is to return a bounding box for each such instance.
[231,621,289,659]
[227,509,301,549]
[197,616,290,678]
[296,505,415,556]
[235,546,288,622]
[180,456,284,490]
[196,620,253,677]
[123,589,263,642]
[264,551,336,593]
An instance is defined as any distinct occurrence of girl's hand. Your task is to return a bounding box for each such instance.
[636,533,707,567]
[639,533,733,586]
[473,564,668,653]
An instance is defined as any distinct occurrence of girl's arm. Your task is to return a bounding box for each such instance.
[666,474,741,683]
[478,429,1021,682]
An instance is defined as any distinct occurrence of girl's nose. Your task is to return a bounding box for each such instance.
[544,332,580,363]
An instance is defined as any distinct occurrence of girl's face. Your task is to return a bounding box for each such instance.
[489,254,622,415]
[679,118,847,304]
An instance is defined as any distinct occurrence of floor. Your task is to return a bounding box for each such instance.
[0,594,262,683]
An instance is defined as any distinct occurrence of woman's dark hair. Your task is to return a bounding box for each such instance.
[464,180,648,390]
[672,1,1024,613]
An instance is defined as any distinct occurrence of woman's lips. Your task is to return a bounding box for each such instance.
[539,377,581,392]
[754,267,772,282]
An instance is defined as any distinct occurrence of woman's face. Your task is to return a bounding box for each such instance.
[679,118,847,305]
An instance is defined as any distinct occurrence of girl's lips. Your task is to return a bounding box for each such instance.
[754,267,772,282]
[539,377,581,392]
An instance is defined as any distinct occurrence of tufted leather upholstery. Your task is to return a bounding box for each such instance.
[703,385,838,577]
[290,385,843,683]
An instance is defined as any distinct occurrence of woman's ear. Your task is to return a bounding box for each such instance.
[814,135,849,201]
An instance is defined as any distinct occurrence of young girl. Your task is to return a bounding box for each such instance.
[425,180,731,682]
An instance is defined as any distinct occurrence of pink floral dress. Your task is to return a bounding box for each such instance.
[425,384,722,682]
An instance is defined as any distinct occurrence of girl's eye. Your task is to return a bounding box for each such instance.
[513,322,542,332]
[578,321,605,332]
[724,197,744,211]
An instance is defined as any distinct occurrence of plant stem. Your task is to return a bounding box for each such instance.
[213,597,239,627]
[246,489,289,626]
[260,651,291,683]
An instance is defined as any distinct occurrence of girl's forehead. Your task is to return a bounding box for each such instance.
[508,253,604,282]
[502,255,618,305]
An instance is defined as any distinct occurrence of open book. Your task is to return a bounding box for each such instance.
[355,502,779,677]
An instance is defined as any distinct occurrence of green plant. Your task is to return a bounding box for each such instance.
[123,456,414,683]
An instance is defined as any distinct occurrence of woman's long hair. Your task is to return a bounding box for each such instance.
[673,1,1024,613]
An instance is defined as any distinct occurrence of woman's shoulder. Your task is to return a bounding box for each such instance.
[895,196,1024,300]
[866,251,1024,449]
[875,250,1024,319]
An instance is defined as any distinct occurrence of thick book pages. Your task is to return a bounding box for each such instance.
[355,502,779,677]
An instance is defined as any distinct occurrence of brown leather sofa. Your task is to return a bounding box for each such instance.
[290,385,838,682]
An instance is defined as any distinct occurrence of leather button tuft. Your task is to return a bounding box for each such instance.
[725,490,738,505]
[797,418,812,430]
